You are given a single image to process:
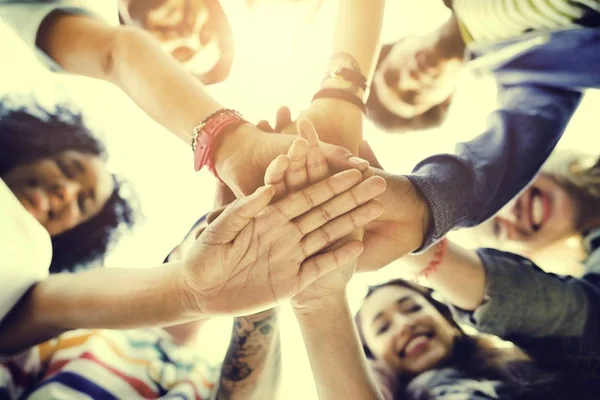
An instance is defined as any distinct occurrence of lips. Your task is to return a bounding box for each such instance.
[528,187,551,232]
[398,331,434,359]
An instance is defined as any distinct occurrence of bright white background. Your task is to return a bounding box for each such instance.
[1,1,598,398]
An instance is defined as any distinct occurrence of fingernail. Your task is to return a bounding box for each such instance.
[349,157,369,167]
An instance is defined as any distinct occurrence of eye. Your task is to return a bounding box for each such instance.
[56,159,75,180]
[376,322,390,335]
[77,193,87,215]
[406,304,422,313]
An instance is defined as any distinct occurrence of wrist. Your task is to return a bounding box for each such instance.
[212,123,258,195]
[292,291,348,319]
[309,98,363,152]
[177,261,210,318]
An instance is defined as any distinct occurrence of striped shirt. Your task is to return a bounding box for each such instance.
[450,0,600,44]
[0,329,219,399]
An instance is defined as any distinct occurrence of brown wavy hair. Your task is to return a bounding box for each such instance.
[355,279,555,399]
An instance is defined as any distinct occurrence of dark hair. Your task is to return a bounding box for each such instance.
[366,42,452,133]
[121,0,234,85]
[0,100,137,273]
[355,279,555,399]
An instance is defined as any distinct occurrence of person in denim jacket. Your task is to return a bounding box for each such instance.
[389,150,600,399]
[339,1,600,277]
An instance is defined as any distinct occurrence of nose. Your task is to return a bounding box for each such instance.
[49,180,79,210]
[390,313,415,336]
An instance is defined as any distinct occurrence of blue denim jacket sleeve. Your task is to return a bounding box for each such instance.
[450,249,600,365]
[406,85,582,250]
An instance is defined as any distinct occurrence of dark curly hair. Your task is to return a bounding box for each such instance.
[366,42,452,133]
[0,99,137,274]
[355,279,556,400]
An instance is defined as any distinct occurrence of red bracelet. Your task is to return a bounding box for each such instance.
[192,109,246,180]
[417,237,449,280]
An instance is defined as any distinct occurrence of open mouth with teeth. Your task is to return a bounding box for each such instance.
[528,187,552,233]
[398,331,435,359]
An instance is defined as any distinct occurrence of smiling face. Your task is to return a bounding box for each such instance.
[124,0,231,82]
[360,285,459,376]
[477,173,579,254]
[371,35,461,121]
[2,150,114,236]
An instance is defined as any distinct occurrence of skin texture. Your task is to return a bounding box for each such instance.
[359,285,459,376]
[2,150,113,236]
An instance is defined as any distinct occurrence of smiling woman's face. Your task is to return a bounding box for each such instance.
[476,173,579,254]
[125,0,226,81]
[360,285,458,375]
[2,150,113,236]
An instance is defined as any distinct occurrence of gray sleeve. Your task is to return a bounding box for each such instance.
[406,85,581,251]
[451,249,588,339]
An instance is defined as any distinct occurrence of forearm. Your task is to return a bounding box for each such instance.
[401,241,486,311]
[41,14,222,144]
[217,309,281,400]
[328,0,385,84]
[0,262,196,355]
[294,295,384,400]
[313,0,385,152]
[407,86,582,250]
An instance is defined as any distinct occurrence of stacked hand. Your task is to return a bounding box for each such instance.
[257,107,432,274]
[183,132,385,316]
[261,119,386,307]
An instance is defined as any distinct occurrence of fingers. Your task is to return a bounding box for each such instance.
[358,140,384,170]
[297,118,329,184]
[300,200,383,257]
[194,226,207,239]
[206,205,228,225]
[264,154,290,199]
[285,138,309,192]
[295,176,386,237]
[321,143,369,173]
[275,106,292,132]
[273,169,364,220]
[298,240,364,289]
[257,120,274,132]
[203,185,276,244]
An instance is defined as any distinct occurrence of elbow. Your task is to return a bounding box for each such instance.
[102,26,155,82]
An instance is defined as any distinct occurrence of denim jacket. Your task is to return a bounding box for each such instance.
[408,26,600,250]
[449,230,600,399]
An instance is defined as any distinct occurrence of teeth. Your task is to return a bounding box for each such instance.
[532,194,543,226]
[405,335,428,355]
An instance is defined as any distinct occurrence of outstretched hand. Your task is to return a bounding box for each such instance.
[262,119,386,307]
[183,151,385,317]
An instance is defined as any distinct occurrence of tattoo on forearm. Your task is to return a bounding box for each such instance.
[323,52,364,95]
[331,52,361,71]
[217,311,281,399]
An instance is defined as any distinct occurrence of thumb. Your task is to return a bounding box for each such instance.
[274,106,293,132]
[359,140,384,170]
[203,185,275,244]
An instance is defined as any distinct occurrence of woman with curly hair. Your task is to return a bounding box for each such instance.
[0,101,135,274]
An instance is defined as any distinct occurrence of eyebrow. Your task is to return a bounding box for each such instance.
[371,295,412,324]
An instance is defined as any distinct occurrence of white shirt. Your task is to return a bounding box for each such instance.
[0,0,119,70]
[0,178,51,321]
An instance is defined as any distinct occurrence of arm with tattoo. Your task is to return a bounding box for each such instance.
[216,309,281,400]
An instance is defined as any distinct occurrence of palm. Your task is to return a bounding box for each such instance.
[183,163,385,317]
